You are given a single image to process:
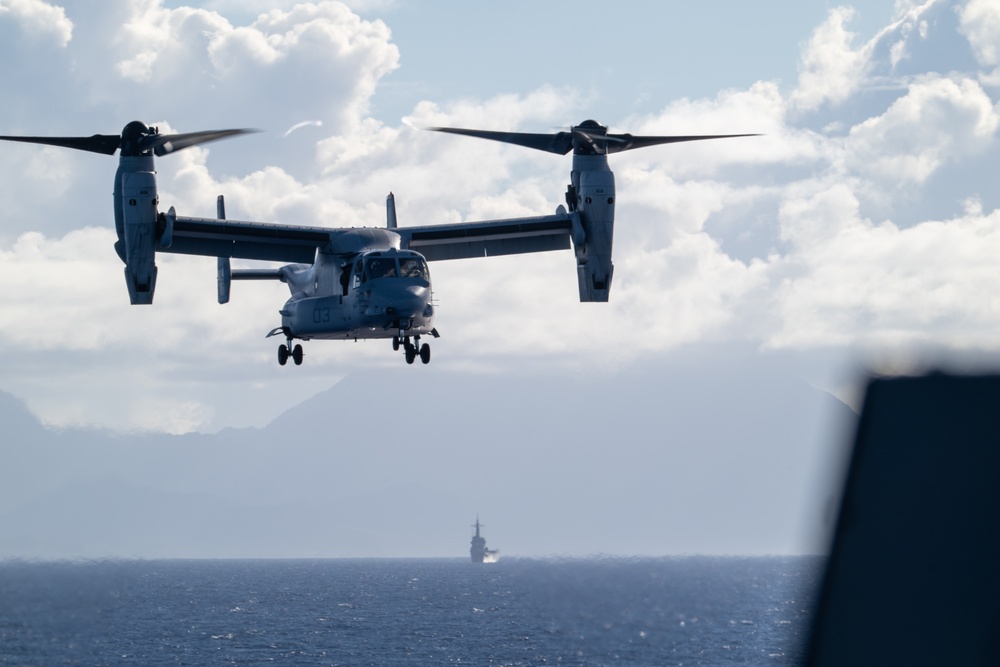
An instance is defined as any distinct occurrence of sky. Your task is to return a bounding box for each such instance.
[0,1,999,556]
[2,0,998,434]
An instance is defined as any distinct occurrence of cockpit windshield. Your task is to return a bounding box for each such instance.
[361,255,429,282]
[399,257,429,281]
[365,257,397,280]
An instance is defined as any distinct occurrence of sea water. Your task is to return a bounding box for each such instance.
[0,557,821,666]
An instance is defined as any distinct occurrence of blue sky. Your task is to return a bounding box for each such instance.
[0,0,998,437]
[361,2,881,124]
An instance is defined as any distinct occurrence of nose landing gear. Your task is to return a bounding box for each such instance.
[394,335,430,365]
[278,338,304,366]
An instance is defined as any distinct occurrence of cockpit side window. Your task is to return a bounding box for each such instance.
[399,257,429,281]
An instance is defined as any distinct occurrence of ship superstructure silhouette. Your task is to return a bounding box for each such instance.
[470,516,499,563]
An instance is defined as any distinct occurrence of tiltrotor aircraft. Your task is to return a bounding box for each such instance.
[0,120,755,366]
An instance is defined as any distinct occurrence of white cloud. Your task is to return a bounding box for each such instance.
[841,74,999,185]
[0,0,73,46]
[957,0,1000,66]
[791,7,869,112]
[957,0,1000,84]
[768,195,1000,349]
[100,1,399,134]
[209,2,399,129]
[0,228,122,349]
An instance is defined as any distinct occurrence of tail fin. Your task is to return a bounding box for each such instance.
[217,195,230,304]
[386,192,397,229]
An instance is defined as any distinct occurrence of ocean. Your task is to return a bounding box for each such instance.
[0,556,822,666]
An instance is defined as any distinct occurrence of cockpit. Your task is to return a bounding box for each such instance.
[353,252,429,287]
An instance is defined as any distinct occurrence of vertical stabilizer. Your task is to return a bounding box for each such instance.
[216,195,231,304]
[386,192,397,229]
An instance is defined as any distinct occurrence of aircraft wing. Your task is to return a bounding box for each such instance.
[396,212,575,261]
[161,210,575,263]
[163,215,401,263]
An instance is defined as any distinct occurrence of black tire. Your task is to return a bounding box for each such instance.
[419,343,431,364]
[278,345,289,366]
[392,338,400,351]
[292,344,304,366]
[405,347,416,364]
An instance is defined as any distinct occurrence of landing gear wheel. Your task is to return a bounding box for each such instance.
[292,344,304,366]
[419,343,431,365]
[405,345,416,364]
[392,338,400,351]
[278,344,289,366]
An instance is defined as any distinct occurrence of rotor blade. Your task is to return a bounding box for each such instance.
[428,127,575,155]
[0,133,121,155]
[145,128,258,157]
[604,133,761,154]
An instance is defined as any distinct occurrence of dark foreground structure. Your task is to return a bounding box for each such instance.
[804,373,1000,665]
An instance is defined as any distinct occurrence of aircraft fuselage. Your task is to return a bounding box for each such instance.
[279,248,435,341]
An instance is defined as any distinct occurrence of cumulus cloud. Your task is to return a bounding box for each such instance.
[791,6,870,112]
[957,0,1000,66]
[842,74,999,185]
[957,0,1000,84]
[107,1,398,132]
[790,1,957,113]
[0,0,73,46]
[768,194,1000,349]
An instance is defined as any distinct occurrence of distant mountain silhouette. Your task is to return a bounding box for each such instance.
[0,350,857,559]
[0,390,49,439]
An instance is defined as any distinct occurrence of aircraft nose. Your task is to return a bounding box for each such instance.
[384,285,429,316]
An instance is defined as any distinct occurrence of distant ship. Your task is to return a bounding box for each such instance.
[470,516,499,563]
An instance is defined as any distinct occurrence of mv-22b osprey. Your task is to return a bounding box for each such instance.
[0,120,755,366]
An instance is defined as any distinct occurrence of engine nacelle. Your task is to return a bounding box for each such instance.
[120,168,159,304]
[571,156,615,302]
[114,156,158,304]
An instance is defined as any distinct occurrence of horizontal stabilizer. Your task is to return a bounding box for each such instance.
[231,269,285,280]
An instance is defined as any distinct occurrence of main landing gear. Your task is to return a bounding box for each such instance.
[278,338,303,366]
[393,334,430,365]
